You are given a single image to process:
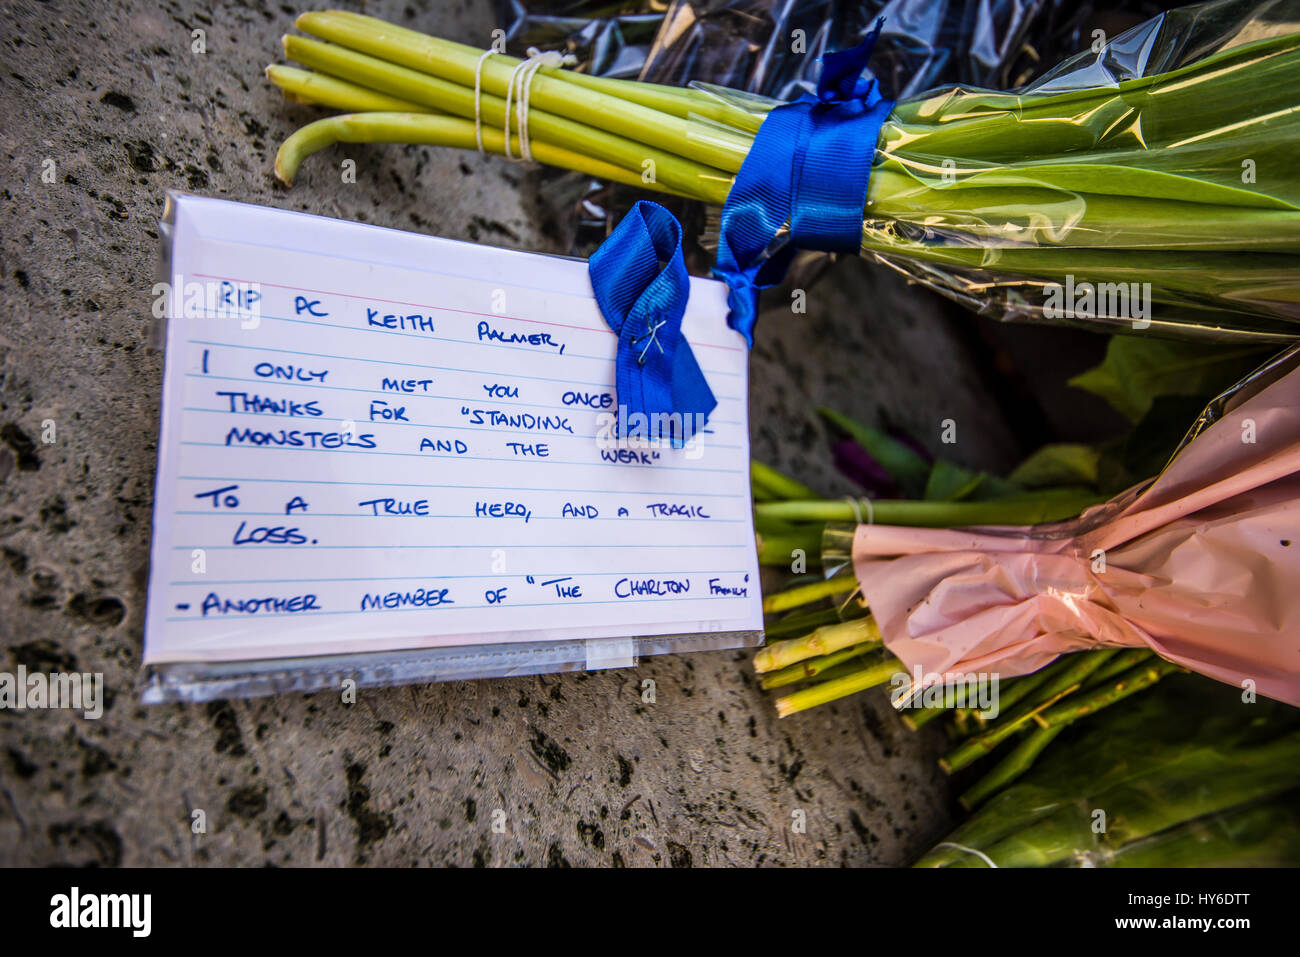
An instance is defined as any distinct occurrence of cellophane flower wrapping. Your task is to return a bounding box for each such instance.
[695,0,1300,339]
[502,0,1175,262]
[850,345,1300,708]
[916,677,1300,867]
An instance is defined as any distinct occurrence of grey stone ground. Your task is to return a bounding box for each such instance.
[0,0,1045,866]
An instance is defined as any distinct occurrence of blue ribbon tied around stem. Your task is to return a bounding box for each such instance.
[589,200,717,448]
[714,18,896,346]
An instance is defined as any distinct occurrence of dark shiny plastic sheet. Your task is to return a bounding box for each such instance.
[501,1,662,79]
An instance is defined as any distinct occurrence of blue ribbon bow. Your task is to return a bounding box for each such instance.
[713,18,896,346]
[589,201,716,448]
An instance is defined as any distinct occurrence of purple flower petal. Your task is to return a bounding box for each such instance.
[832,439,899,498]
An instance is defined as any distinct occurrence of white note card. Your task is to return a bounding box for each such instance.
[144,195,762,668]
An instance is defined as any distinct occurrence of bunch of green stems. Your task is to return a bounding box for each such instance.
[752,487,1105,566]
[752,459,1181,808]
[269,10,1300,328]
[268,9,751,202]
[916,680,1300,867]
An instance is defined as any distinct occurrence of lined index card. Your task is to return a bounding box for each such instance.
[144,195,762,667]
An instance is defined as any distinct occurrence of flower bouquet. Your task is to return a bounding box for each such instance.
[747,339,1300,808]
[268,0,1300,340]
[762,344,1300,711]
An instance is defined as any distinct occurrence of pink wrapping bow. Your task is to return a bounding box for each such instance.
[853,356,1300,707]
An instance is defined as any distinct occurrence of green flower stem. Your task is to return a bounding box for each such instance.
[273,112,681,195]
[266,64,436,112]
[956,658,1181,810]
[753,616,880,673]
[751,512,800,535]
[763,606,849,641]
[1036,657,1183,730]
[295,10,753,173]
[949,708,972,737]
[1107,799,1300,867]
[1080,648,1153,690]
[760,576,859,617]
[941,650,1117,774]
[807,655,899,686]
[899,703,947,731]
[755,528,825,566]
[983,658,1068,714]
[964,736,1300,868]
[901,675,1026,731]
[754,488,1105,527]
[750,460,818,501]
[997,649,1118,721]
[759,642,880,690]
[909,686,1008,728]
[281,35,731,203]
[959,724,1066,811]
[775,654,906,717]
[906,659,1073,738]
[557,71,768,135]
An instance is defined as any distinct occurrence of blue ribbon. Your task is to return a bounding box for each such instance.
[713,18,896,346]
[589,200,716,447]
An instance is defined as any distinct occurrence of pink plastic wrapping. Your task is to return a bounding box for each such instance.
[852,350,1300,707]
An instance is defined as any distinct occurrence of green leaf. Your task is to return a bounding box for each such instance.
[925,460,1023,501]
[817,407,930,498]
[1068,337,1267,423]
[959,163,1300,210]
[1096,394,1210,493]
[1008,444,1100,489]
[924,460,986,501]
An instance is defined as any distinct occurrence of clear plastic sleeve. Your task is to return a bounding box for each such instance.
[692,0,1300,340]
[505,0,1300,339]
[140,194,760,704]
[916,675,1300,867]
[502,0,1185,261]
[140,632,754,704]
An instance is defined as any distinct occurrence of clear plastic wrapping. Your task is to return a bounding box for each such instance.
[505,0,1300,339]
[140,631,751,704]
[502,0,1181,99]
[691,0,1300,340]
[637,0,1091,99]
[866,0,1300,339]
[916,675,1300,867]
[501,1,662,79]
[503,0,1187,261]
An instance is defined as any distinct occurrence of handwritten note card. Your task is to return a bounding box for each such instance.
[144,195,762,668]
